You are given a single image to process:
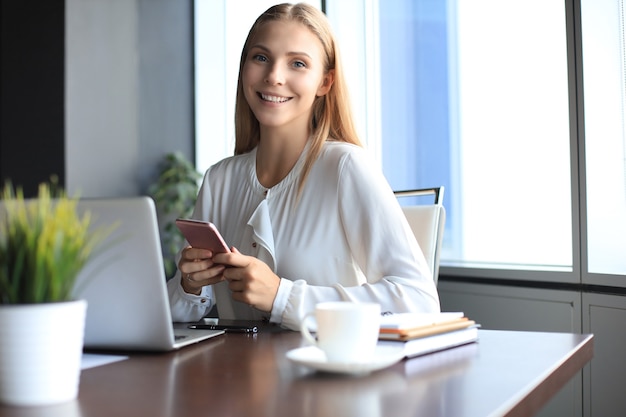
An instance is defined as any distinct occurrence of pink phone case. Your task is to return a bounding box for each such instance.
[175,219,230,253]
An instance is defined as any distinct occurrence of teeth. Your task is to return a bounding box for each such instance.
[261,93,289,103]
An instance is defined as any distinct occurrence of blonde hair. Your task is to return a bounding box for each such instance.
[233,2,362,192]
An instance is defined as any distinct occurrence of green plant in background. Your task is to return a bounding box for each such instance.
[148,152,201,278]
[0,180,110,304]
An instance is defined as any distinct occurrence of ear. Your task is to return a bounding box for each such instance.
[316,69,335,97]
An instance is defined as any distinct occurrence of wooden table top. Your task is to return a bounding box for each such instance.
[0,328,593,417]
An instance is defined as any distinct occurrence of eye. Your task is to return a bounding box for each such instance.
[292,60,306,68]
[252,54,268,63]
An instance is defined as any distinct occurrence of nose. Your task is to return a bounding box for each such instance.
[264,63,284,85]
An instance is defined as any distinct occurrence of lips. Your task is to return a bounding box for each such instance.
[259,93,291,103]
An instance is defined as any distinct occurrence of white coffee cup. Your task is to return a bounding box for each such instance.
[300,301,381,363]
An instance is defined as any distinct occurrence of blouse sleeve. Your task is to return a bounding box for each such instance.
[166,168,217,322]
[166,273,215,322]
[278,149,440,330]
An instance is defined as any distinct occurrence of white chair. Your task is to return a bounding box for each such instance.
[394,187,446,285]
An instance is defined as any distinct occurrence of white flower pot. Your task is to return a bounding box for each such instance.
[0,299,87,406]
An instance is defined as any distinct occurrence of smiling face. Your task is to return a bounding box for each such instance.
[241,20,334,138]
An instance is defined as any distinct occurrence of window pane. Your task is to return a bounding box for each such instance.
[380,0,572,269]
[581,0,626,275]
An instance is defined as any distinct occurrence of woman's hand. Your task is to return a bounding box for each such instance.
[178,246,226,295]
[213,248,280,313]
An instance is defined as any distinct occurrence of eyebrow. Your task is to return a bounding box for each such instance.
[249,44,312,59]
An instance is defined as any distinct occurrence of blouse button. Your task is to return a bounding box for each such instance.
[200,298,207,304]
[252,242,257,248]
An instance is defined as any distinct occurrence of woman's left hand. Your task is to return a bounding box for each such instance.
[212,248,280,312]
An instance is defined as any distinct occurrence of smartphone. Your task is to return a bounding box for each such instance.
[175,219,230,254]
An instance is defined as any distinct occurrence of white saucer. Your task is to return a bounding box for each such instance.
[286,345,405,375]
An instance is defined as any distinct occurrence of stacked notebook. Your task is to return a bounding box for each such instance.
[377,312,479,358]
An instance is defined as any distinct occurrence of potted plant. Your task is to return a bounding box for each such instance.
[148,152,201,278]
[0,180,109,406]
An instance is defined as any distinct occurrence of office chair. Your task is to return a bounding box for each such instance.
[394,187,446,285]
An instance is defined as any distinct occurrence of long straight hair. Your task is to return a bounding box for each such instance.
[233,3,362,194]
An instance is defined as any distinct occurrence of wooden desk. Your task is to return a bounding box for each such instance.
[0,329,592,417]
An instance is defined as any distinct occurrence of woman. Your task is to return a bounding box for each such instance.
[167,3,440,330]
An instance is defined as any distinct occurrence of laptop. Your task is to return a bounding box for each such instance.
[72,196,224,351]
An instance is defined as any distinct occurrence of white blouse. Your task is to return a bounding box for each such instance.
[167,141,440,330]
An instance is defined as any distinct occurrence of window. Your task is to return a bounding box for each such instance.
[195,0,626,282]
[377,0,573,271]
[581,0,626,277]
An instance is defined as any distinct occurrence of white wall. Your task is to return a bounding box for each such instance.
[65,0,140,197]
[65,0,194,198]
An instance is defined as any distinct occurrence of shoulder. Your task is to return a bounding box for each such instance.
[194,150,256,217]
[316,141,370,169]
[206,150,254,178]
[318,141,377,176]
[199,150,256,197]
[318,141,392,195]
[320,140,365,156]
[307,141,384,194]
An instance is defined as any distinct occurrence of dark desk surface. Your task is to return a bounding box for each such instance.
[0,329,593,417]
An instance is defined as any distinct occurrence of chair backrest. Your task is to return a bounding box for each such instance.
[394,187,446,285]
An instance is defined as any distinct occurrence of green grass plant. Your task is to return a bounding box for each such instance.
[0,181,109,304]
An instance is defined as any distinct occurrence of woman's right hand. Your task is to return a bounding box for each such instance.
[178,246,226,295]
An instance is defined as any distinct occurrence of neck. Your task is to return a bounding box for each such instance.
[256,128,309,189]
